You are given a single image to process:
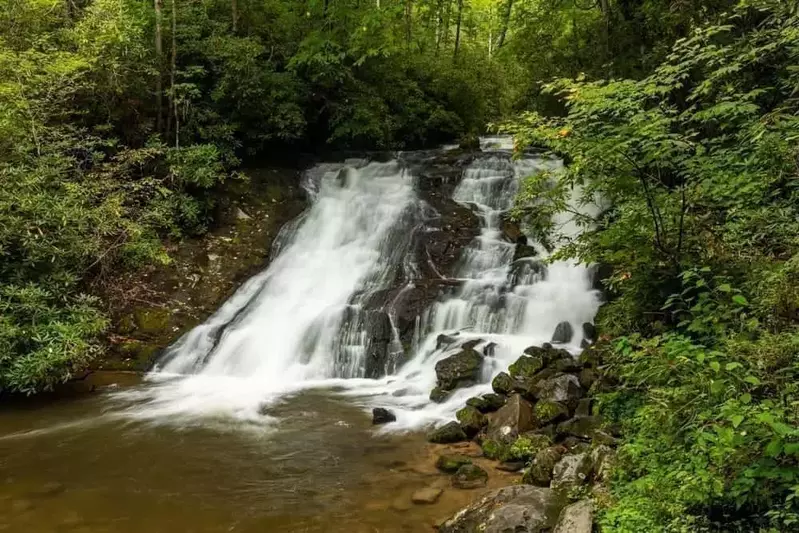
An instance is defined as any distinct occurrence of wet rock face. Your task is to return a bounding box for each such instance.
[466,393,506,413]
[523,446,564,487]
[554,500,594,533]
[456,406,487,437]
[438,485,562,533]
[551,452,592,492]
[435,348,484,391]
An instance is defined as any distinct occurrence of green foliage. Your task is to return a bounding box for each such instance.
[504,1,799,529]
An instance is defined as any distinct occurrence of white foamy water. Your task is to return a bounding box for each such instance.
[118,140,602,430]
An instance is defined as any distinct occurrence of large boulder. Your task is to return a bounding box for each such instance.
[551,321,574,344]
[590,444,616,482]
[554,499,594,533]
[456,406,487,437]
[435,348,484,391]
[551,452,592,492]
[452,464,489,489]
[485,394,534,445]
[438,485,562,533]
[428,421,468,444]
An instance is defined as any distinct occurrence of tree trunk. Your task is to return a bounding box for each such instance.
[495,0,512,49]
[231,0,238,32]
[170,0,179,148]
[154,0,163,132]
[453,0,463,60]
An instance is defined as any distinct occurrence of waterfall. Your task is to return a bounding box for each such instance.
[118,139,602,428]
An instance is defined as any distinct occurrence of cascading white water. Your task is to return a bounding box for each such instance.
[119,139,602,430]
[119,161,421,421]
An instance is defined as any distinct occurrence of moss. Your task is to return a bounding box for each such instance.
[456,406,487,437]
[133,307,171,335]
[481,438,510,461]
[534,400,569,425]
[436,454,472,473]
[508,355,544,379]
[507,433,552,462]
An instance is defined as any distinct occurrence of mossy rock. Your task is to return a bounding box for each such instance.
[522,446,563,487]
[492,372,515,395]
[507,433,552,462]
[117,313,137,335]
[428,421,468,444]
[452,464,488,489]
[466,393,506,413]
[534,400,569,426]
[115,340,161,369]
[481,438,510,461]
[508,355,544,380]
[456,406,487,437]
[133,307,171,335]
[430,386,451,403]
[436,454,473,473]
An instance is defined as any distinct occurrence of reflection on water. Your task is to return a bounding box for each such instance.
[0,384,509,533]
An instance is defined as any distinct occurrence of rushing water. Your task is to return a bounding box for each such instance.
[114,138,601,428]
[0,138,603,532]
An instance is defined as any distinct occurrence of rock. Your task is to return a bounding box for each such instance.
[533,374,582,408]
[485,394,534,445]
[456,406,487,437]
[551,321,574,344]
[438,485,561,533]
[551,452,592,492]
[508,355,544,380]
[412,487,443,504]
[576,398,593,417]
[452,464,489,489]
[578,368,597,389]
[557,416,602,440]
[466,393,506,413]
[590,444,615,481]
[391,497,413,512]
[428,421,468,444]
[371,408,396,425]
[496,461,526,472]
[430,386,451,403]
[522,446,563,486]
[500,217,523,243]
[554,499,594,533]
[553,354,583,373]
[235,207,252,220]
[458,134,481,151]
[513,244,538,262]
[581,322,597,343]
[491,372,515,395]
[591,429,617,447]
[436,454,473,473]
[510,433,553,461]
[434,348,483,391]
[481,438,509,461]
[483,342,497,357]
[534,401,569,426]
[579,346,600,368]
[437,333,459,350]
[461,339,482,350]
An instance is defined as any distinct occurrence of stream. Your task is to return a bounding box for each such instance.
[0,137,601,532]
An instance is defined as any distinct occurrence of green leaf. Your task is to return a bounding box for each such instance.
[731,414,744,428]
[766,439,783,457]
[732,295,749,306]
[744,376,760,385]
[710,361,720,372]
[725,362,742,371]
[784,443,799,456]
[717,284,732,293]
[740,393,751,404]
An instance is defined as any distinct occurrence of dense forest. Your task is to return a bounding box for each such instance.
[2,0,798,530]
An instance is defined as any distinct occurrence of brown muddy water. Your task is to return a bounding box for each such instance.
[0,376,514,533]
